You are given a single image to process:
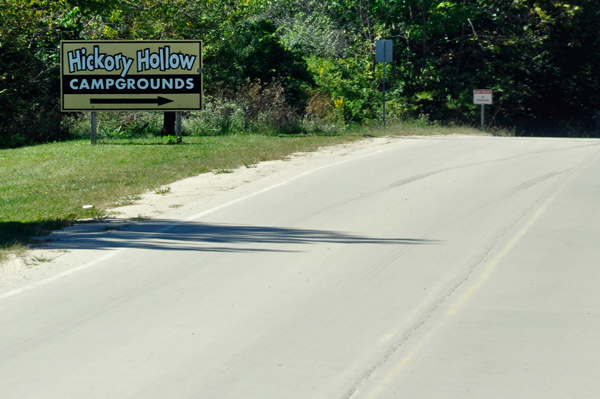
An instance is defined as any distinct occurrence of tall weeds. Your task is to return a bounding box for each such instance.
[186,79,304,136]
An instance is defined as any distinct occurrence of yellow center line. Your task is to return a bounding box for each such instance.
[365,197,553,399]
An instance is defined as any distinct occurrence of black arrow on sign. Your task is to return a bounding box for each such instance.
[90,96,174,106]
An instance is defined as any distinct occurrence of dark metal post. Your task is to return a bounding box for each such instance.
[383,60,386,128]
[91,112,97,145]
[481,104,485,130]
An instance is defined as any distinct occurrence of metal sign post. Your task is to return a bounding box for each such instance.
[473,89,493,130]
[376,40,393,127]
[383,61,386,128]
[90,112,97,145]
[481,104,485,130]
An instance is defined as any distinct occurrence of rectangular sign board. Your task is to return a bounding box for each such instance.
[473,89,493,105]
[375,40,393,63]
[61,40,202,111]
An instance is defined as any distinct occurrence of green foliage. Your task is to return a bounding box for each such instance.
[163,135,179,144]
[307,56,379,123]
[0,0,79,147]
[207,19,313,108]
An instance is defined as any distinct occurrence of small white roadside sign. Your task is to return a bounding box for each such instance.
[474,89,493,130]
[473,89,493,105]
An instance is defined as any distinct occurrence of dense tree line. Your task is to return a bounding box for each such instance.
[1,0,599,147]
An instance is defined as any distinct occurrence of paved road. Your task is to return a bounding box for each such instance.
[1,136,600,398]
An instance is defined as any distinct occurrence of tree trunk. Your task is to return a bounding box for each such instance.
[161,112,176,136]
[455,25,466,90]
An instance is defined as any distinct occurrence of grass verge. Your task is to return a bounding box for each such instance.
[0,124,491,262]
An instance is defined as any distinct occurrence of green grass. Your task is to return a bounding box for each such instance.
[0,123,491,261]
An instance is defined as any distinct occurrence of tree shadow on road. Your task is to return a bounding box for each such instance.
[30,219,442,254]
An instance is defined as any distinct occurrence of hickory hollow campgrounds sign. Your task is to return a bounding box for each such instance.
[60,40,202,111]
